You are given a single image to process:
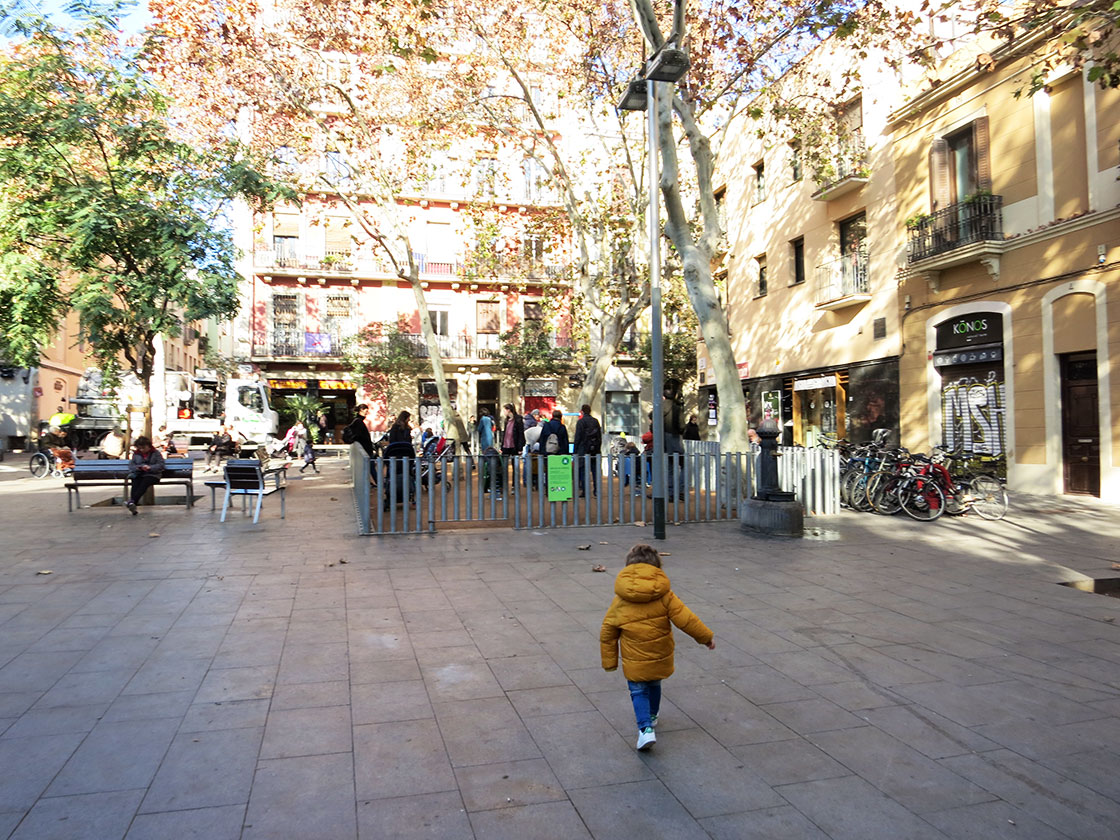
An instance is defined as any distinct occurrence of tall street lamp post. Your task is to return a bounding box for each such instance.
[618,29,689,540]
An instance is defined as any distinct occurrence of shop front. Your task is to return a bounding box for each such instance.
[930,310,1008,470]
[267,376,355,442]
[743,357,898,447]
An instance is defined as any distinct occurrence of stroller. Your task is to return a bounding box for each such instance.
[380,441,417,510]
[418,434,455,486]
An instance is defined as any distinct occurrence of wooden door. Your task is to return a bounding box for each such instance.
[1061,353,1099,496]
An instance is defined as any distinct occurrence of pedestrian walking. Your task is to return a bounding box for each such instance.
[600,543,715,751]
[299,438,319,474]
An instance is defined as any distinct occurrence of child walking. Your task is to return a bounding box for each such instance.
[600,543,715,751]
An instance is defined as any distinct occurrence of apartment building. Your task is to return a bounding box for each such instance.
[891,32,1120,500]
[233,160,579,438]
[713,49,904,448]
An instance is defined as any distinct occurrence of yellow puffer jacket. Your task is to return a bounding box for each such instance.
[600,563,713,682]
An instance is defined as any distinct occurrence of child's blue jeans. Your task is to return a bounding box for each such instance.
[627,679,661,731]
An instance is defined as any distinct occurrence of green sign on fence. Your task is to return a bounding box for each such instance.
[547,455,573,502]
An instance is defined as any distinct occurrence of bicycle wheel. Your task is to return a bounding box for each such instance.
[840,471,862,509]
[29,452,50,478]
[969,475,1008,520]
[850,474,874,512]
[898,476,945,521]
[865,470,902,515]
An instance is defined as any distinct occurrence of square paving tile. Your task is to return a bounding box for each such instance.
[140,726,263,812]
[776,774,949,840]
[46,718,180,797]
[244,753,356,840]
[260,705,352,759]
[352,679,432,725]
[454,758,567,812]
[569,779,708,840]
[357,791,470,840]
[353,719,457,800]
[469,799,592,840]
[9,788,144,840]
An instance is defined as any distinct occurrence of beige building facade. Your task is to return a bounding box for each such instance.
[892,35,1120,501]
[714,49,905,448]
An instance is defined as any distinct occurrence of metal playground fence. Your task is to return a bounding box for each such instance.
[350,442,840,536]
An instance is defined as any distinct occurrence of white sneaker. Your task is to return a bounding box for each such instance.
[636,727,656,751]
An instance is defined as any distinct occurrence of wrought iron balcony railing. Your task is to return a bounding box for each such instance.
[907,195,1004,263]
[815,250,869,307]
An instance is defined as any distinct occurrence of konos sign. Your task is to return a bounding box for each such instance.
[936,312,1003,350]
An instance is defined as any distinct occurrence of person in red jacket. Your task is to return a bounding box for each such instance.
[600,543,715,751]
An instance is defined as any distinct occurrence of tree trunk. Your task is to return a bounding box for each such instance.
[406,272,469,445]
[577,314,625,413]
[653,93,751,452]
[678,248,749,452]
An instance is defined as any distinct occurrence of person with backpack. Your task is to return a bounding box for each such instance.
[538,408,569,456]
[573,403,602,497]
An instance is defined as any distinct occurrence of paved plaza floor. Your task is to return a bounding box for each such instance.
[0,457,1118,839]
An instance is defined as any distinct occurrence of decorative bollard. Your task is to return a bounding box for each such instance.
[740,418,804,537]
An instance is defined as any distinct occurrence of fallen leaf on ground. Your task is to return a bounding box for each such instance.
[592,565,607,572]
[330,497,338,501]
[37,570,52,575]
[577,544,591,550]
[339,559,349,564]
[148,533,160,538]
[659,552,672,556]
[599,541,609,545]
[1111,563,1120,570]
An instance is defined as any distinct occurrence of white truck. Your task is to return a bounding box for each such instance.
[162,369,278,446]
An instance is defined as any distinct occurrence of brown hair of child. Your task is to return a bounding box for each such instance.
[625,544,662,568]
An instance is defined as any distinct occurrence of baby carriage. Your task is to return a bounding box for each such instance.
[418,434,455,486]
[381,441,417,510]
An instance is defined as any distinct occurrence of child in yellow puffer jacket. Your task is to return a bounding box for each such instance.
[600,543,715,751]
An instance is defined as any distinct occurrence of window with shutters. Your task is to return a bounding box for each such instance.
[477,300,501,333]
[929,118,991,210]
[272,293,302,356]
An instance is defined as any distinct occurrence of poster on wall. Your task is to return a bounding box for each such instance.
[940,365,1006,457]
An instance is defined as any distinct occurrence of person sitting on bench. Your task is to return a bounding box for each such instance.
[126,436,164,515]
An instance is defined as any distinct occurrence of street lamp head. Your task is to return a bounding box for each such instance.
[646,46,690,83]
[617,77,648,111]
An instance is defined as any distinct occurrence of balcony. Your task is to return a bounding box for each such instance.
[254,328,350,359]
[815,250,870,310]
[907,195,1004,263]
[811,135,869,201]
[256,249,359,274]
[250,329,576,362]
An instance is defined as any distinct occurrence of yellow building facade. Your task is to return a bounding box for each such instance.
[892,36,1120,500]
